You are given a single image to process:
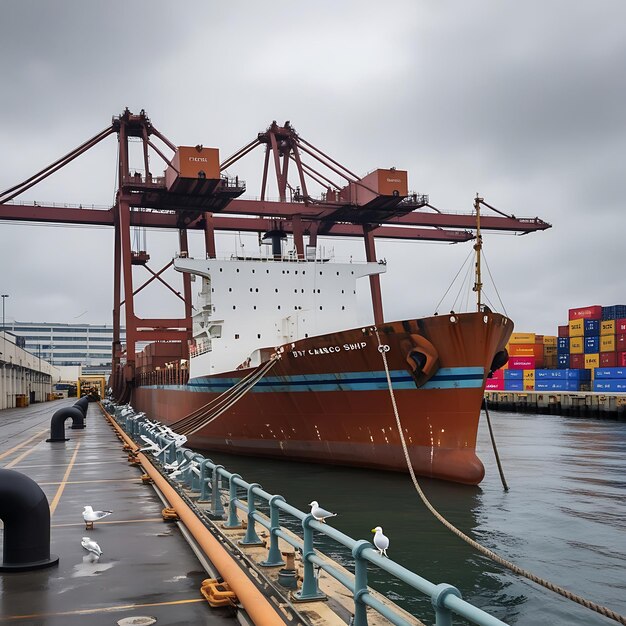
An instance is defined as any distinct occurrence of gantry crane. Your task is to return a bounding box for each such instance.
[0,109,551,402]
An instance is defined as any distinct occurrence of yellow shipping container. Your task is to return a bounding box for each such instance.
[508,332,536,344]
[542,336,557,346]
[584,353,600,369]
[600,335,616,352]
[524,382,535,391]
[569,319,584,337]
[523,370,535,380]
[544,345,557,355]
[570,336,584,354]
[601,320,615,336]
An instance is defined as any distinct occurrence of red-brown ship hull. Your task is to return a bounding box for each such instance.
[131,312,512,484]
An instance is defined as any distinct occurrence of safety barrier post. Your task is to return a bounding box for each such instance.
[352,540,371,626]
[432,583,462,626]
[260,495,285,567]
[224,473,242,528]
[240,483,264,545]
[292,514,326,601]
[211,465,225,517]
[189,453,204,493]
[198,459,213,502]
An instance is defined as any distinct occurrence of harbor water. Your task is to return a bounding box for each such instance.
[200,410,626,625]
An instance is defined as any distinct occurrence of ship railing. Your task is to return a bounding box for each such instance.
[113,408,508,626]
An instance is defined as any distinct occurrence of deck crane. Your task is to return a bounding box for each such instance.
[0,109,551,401]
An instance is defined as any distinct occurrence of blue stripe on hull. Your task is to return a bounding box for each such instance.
[165,366,486,393]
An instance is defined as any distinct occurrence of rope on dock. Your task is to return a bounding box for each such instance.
[374,328,626,626]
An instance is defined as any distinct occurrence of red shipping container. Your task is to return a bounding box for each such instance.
[620,351,626,367]
[618,334,626,351]
[570,354,585,368]
[490,369,505,379]
[508,356,536,370]
[600,352,617,367]
[558,325,569,337]
[569,305,602,320]
[485,379,505,390]
[617,319,626,333]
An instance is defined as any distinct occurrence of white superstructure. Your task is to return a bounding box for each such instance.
[174,257,386,378]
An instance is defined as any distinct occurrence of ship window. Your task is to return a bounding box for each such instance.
[301,289,304,293]
[212,288,214,292]
[235,334,239,339]
[250,288,253,292]
[319,306,323,310]
[305,333,309,337]
[278,305,281,310]
[253,305,257,310]
[257,334,261,338]
[252,269,255,273]
[336,272,339,276]
[236,269,240,273]
[229,288,232,292]
[319,271,322,275]
[233,305,236,309]
[266,269,270,274]
[294,289,297,293]
[256,288,259,292]
[220,268,223,272]
[342,306,345,310]
[294,306,298,310]
[282,270,285,274]
[275,288,279,293]
[341,289,344,294]
[317,289,321,293]
[353,290,356,294]
[351,271,354,275]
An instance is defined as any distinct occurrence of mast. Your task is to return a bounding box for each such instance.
[473,194,483,311]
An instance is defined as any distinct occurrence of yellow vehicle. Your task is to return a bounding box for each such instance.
[77,376,106,400]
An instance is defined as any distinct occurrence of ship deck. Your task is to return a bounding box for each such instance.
[0,399,237,625]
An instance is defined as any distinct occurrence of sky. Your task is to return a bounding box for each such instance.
[1,1,625,336]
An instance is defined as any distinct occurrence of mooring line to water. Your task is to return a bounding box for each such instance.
[483,397,509,491]
[374,328,626,626]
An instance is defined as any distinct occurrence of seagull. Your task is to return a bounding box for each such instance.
[372,526,389,557]
[82,505,113,529]
[81,536,102,558]
[309,501,337,523]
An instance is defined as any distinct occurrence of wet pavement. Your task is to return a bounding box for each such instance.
[0,400,237,626]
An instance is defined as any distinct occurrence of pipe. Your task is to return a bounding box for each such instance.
[0,469,59,571]
[103,410,286,626]
[73,397,90,417]
[46,407,85,442]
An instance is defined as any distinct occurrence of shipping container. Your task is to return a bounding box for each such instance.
[568,319,584,337]
[620,351,626,367]
[584,319,600,336]
[508,356,536,370]
[523,369,535,380]
[544,354,557,369]
[593,379,626,392]
[617,318,626,334]
[490,369,505,379]
[584,336,600,353]
[600,335,616,352]
[542,336,557,347]
[535,380,581,391]
[508,344,543,358]
[569,305,602,320]
[557,353,570,369]
[508,332,536,344]
[535,368,590,380]
[602,305,626,321]
[570,354,585,369]
[600,352,617,367]
[601,320,615,336]
[524,382,535,391]
[584,353,600,370]
[485,379,505,391]
[557,337,570,351]
[558,325,569,338]
[570,336,584,354]
[594,367,626,379]
[504,369,523,380]
[504,380,524,391]
[617,334,626,351]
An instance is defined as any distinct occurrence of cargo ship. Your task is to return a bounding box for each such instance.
[131,253,513,485]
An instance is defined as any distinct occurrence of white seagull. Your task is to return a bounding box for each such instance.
[372,526,389,557]
[82,505,113,529]
[309,501,337,523]
[81,536,102,558]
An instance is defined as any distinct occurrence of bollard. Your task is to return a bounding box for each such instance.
[0,469,59,571]
[46,407,85,442]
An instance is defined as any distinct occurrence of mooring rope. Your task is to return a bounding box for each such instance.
[483,397,509,491]
[373,328,626,625]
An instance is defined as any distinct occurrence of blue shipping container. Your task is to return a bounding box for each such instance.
[584,319,600,336]
[593,379,626,392]
[504,369,523,380]
[594,367,626,379]
[557,353,570,369]
[535,369,590,380]
[584,336,600,353]
[602,305,626,321]
[557,337,570,351]
[504,380,524,391]
[535,380,581,391]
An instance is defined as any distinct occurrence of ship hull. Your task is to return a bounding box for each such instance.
[131,312,512,484]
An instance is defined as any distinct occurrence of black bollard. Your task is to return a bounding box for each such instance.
[73,396,90,418]
[46,407,86,442]
[0,469,59,571]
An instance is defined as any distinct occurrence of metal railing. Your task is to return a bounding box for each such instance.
[111,404,508,626]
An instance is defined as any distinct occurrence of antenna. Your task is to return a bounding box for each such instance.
[473,194,483,311]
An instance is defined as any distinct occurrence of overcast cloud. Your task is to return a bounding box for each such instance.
[1,1,625,337]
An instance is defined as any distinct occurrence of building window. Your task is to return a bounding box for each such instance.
[235,334,239,339]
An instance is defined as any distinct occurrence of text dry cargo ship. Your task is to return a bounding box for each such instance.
[131,252,513,485]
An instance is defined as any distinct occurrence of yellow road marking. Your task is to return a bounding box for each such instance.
[0,597,205,621]
[52,518,165,528]
[3,437,48,469]
[49,443,81,515]
[39,478,138,486]
[0,428,47,461]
